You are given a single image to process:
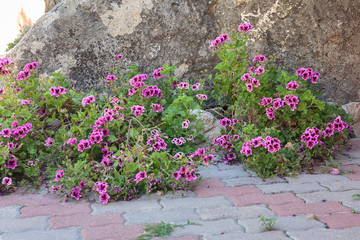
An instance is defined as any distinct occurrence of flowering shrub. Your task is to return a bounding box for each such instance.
[0,56,210,201]
[210,24,352,178]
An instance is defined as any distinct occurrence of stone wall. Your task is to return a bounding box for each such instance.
[9,0,360,104]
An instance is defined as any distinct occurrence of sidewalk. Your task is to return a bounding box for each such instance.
[1,139,360,240]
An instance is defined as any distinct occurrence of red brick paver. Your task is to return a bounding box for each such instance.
[195,178,260,198]
[81,223,144,240]
[269,201,351,217]
[318,213,360,229]
[341,165,360,180]
[20,202,92,218]
[50,213,125,229]
[229,192,303,207]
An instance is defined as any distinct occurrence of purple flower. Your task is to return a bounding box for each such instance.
[330,168,340,176]
[135,171,147,183]
[96,181,108,193]
[71,186,82,200]
[115,54,123,60]
[44,138,55,146]
[2,177,12,185]
[55,170,64,181]
[238,23,253,33]
[153,67,165,79]
[99,192,110,204]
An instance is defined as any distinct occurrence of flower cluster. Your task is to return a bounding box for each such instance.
[172,166,197,181]
[241,136,281,156]
[171,137,186,146]
[44,137,55,146]
[50,87,66,97]
[135,171,147,183]
[55,170,64,181]
[105,75,116,81]
[95,181,110,204]
[129,74,148,87]
[151,103,163,112]
[141,85,162,98]
[173,152,184,159]
[177,82,189,89]
[20,100,30,106]
[213,134,239,153]
[82,95,95,107]
[147,135,167,151]
[210,34,229,50]
[0,123,32,140]
[286,81,299,90]
[284,95,299,111]
[241,73,261,92]
[219,118,232,127]
[192,83,200,91]
[301,127,321,149]
[16,62,38,81]
[253,55,266,63]
[67,138,77,145]
[182,120,190,129]
[7,155,18,169]
[324,116,348,137]
[238,23,253,33]
[196,94,207,100]
[0,57,13,75]
[153,67,164,79]
[131,105,145,117]
[77,139,91,152]
[71,186,82,200]
[296,68,321,84]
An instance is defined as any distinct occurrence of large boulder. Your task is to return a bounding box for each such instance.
[342,102,360,137]
[8,0,360,104]
[44,0,63,12]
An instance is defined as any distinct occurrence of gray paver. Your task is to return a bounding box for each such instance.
[237,215,325,233]
[0,227,81,240]
[160,196,233,210]
[342,201,360,213]
[203,230,290,240]
[257,182,328,194]
[287,227,360,240]
[0,206,21,219]
[171,219,245,237]
[222,176,286,187]
[196,205,276,221]
[0,216,49,232]
[320,180,360,192]
[285,174,351,184]
[198,165,250,179]
[138,190,197,201]
[343,149,360,160]
[296,190,360,203]
[124,208,201,225]
[91,199,162,215]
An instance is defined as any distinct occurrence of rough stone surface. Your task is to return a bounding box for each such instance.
[257,182,327,194]
[190,109,222,143]
[9,0,360,104]
[238,215,325,233]
[203,231,290,240]
[0,228,82,240]
[44,0,63,12]
[342,102,360,137]
[287,227,360,240]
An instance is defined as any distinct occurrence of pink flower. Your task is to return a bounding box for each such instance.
[152,103,163,112]
[219,118,232,127]
[196,94,207,100]
[238,23,253,33]
[67,138,77,145]
[172,171,181,180]
[246,83,253,92]
[71,186,82,200]
[99,192,110,204]
[153,67,164,79]
[44,138,55,146]
[82,95,95,107]
[96,181,108,193]
[2,177,12,185]
[182,120,190,129]
[135,171,147,183]
[55,170,64,181]
[115,54,123,60]
[20,100,30,105]
[255,66,265,75]
[16,70,30,81]
[330,168,340,175]
[210,34,229,49]
[286,81,299,90]
[106,75,116,81]
[253,55,266,62]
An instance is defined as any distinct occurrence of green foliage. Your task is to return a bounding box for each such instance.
[259,216,277,231]
[136,220,200,240]
[211,25,352,178]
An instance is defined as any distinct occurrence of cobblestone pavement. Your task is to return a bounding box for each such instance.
[1,139,360,240]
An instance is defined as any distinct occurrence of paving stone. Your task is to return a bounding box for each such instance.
[320,180,360,191]
[196,205,276,221]
[285,174,351,184]
[0,227,82,240]
[287,227,360,240]
[318,213,360,229]
[124,208,201,225]
[0,206,21,219]
[171,219,245,237]
[338,155,360,166]
[49,212,125,229]
[341,165,360,180]
[138,190,197,201]
[91,199,162,215]
[237,215,325,233]
[342,201,360,213]
[229,192,303,207]
[195,184,260,198]
[0,216,49,232]
[343,148,360,159]
[20,202,91,218]
[203,230,290,240]
[198,166,250,179]
[257,182,328,194]
[152,235,201,240]
[269,201,351,217]
[160,196,233,210]
[81,223,144,240]
[0,193,60,207]
[296,190,360,203]
[222,176,287,187]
